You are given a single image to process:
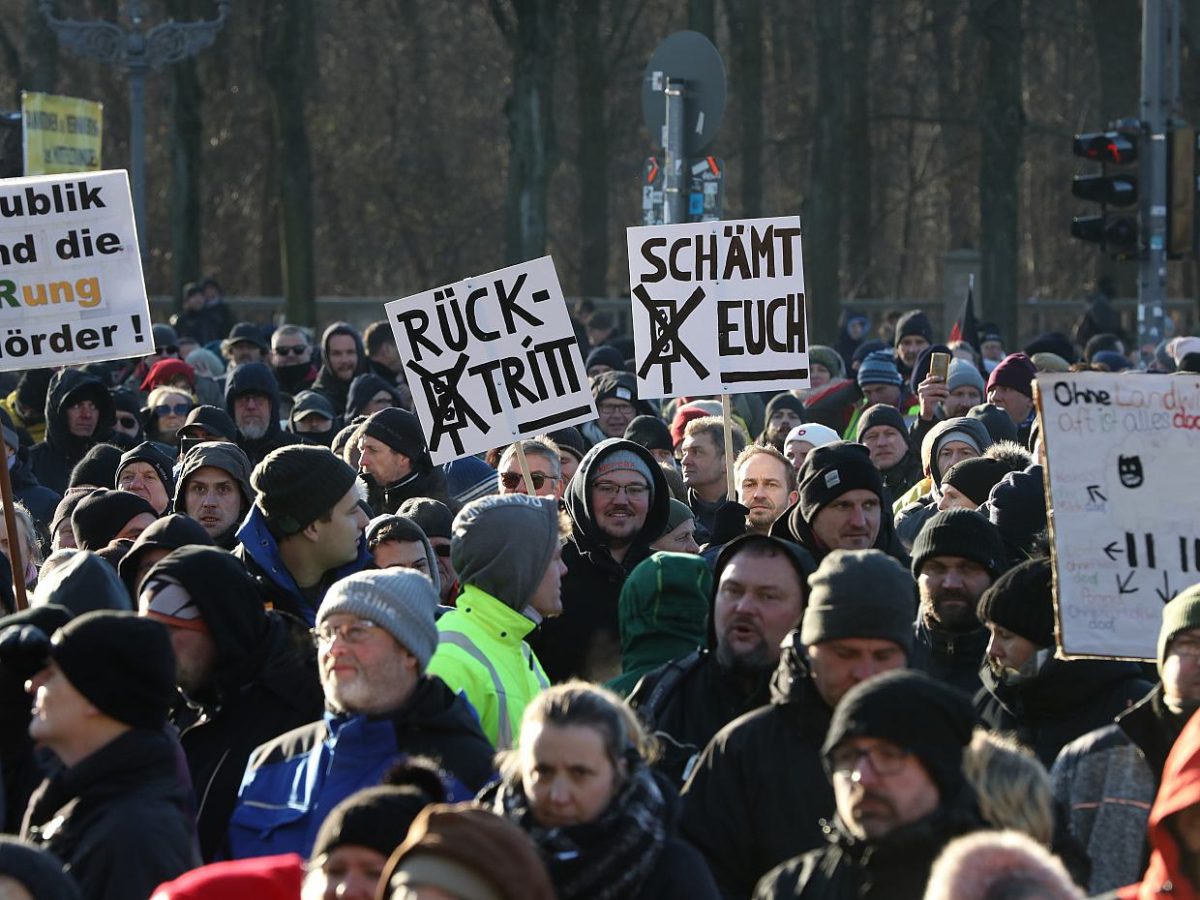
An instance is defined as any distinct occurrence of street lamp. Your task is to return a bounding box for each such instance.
[40,0,230,260]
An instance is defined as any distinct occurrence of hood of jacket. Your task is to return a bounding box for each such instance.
[921,416,994,487]
[118,513,215,597]
[142,546,271,698]
[313,322,368,405]
[1125,704,1200,900]
[344,373,403,420]
[173,440,254,513]
[42,369,116,459]
[769,630,827,708]
[33,550,132,614]
[224,362,283,440]
[617,551,711,676]
[564,438,670,554]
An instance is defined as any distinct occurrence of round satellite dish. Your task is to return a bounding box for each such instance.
[642,30,726,156]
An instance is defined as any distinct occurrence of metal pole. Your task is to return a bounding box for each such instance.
[129,61,147,260]
[1139,0,1171,363]
[663,78,686,225]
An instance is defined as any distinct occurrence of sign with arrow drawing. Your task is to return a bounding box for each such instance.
[1038,372,1200,659]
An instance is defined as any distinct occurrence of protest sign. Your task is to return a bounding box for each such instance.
[0,170,151,372]
[1039,371,1200,659]
[626,215,808,399]
[22,92,103,176]
[386,256,595,465]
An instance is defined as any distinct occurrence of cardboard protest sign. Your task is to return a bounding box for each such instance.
[1039,371,1200,659]
[626,215,808,399]
[386,256,595,465]
[22,92,104,176]
[0,170,151,372]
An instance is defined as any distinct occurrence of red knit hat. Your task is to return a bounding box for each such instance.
[141,358,196,393]
[985,352,1037,399]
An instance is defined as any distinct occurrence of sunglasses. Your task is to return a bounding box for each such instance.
[500,471,557,490]
[155,345,179,356]
[116,415,139,429]
[273,345,309,357]
[155,403,193,417]
[433,544,452,558]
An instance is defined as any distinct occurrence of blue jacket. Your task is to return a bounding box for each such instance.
[227,675,495,860]
[233,505,371,625]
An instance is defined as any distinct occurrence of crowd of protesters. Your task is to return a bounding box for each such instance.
[0,284,1199,899]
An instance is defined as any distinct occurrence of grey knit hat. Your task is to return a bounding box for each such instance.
[318,570,439,671]
[451,495,561,611]
[590,446,655,504]
[801,549,915,654]
[1159,584,1200,675]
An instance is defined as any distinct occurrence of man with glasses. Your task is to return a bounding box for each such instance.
[269,323,318,396]
[1052,586,1200,894]
[528,438,669,683]
[228,568,494,860]
[756,670,981,899]
[496,438,563,500]
[225,361,299,466]
[581,371,651,445]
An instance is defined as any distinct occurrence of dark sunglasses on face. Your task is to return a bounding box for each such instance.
[154,403,192,418]
[500,471,557,490]
[116,415,139,429]
[155,345,179,356]
[273,345,309,357]
[433,544,452,558]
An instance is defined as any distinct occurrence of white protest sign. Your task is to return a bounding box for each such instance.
[0,170,151,371]
[1039,372,1200,659]
[626,215,808,399]
[386,256,595,465]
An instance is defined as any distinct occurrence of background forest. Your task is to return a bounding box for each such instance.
[3,0,1200,344]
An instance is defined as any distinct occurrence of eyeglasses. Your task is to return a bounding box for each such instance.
[273,345,309,357]
[310,619,380,647]
[500,471,557,490]
[597,402,636,418]
[155,403,193,418]
[433,544,451,558]
[155,345,179,356]
[591,481,649,499]
[116,415,138,429]
[828,743,912,777]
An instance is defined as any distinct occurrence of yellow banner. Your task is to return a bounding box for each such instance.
[21,92,103,176]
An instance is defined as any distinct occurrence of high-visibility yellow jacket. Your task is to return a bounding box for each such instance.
[426,584,549,751]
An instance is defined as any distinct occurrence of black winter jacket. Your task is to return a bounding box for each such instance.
[679,633,835,899]
[224,362,300,467]
[147,547,325,860]
[909,617,990,697]
[21,728,200,900]
[29,369,117,496]
[529,439,670,683]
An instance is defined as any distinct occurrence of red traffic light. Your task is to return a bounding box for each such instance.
[1073,131,1139,165]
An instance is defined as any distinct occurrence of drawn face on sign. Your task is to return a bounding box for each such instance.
[1118,455,1144,489]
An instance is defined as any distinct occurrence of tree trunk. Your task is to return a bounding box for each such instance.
[931,0,972,250]
[493,0,559,265]
[574,0,608,297]
[168,0,203,312]
[262,0,316,325]
[973,0,1023,344]
[689,0,717,40]
[843,0,873,297]
[726,0,763,217]
[805,1,845,343]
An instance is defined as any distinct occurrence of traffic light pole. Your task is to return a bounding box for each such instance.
[1137,0,1177,361]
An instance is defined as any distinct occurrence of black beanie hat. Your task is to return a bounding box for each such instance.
[0,837,81,900]
[15,369,53,414]
[855,403,909,445]
[585,345,626,373]
[624,415,673,453]
[396,496,454,540]
[801,549,915,655]
[940,457,1013,507]
[967,403,1018,444]
[795,441,883,525]
[894,310,933,346]
[823,670,976,801]
[764,392,806,423]
[68,443,124,489]
[361,408,430,470]
[116,441,176,497]
[982,466,1047,566]
[911,508,1008,581]
[70,489,158,550]
[546,426,587,463]
[976,556,1055,647]
[49,610,176,730]
[251,445,359,535]
[310,785,433,863]
[178,405,238,442]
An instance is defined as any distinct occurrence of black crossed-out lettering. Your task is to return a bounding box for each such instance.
[634,283,710,394]
[406,353,490,456]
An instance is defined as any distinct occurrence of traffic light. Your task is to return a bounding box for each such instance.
[1071,124,1141,259]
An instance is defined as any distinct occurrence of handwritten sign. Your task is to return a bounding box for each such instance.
[0,170,151,372]
[1039,372,1200,659]
[626,215,809,399]
[386,256,595,465]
